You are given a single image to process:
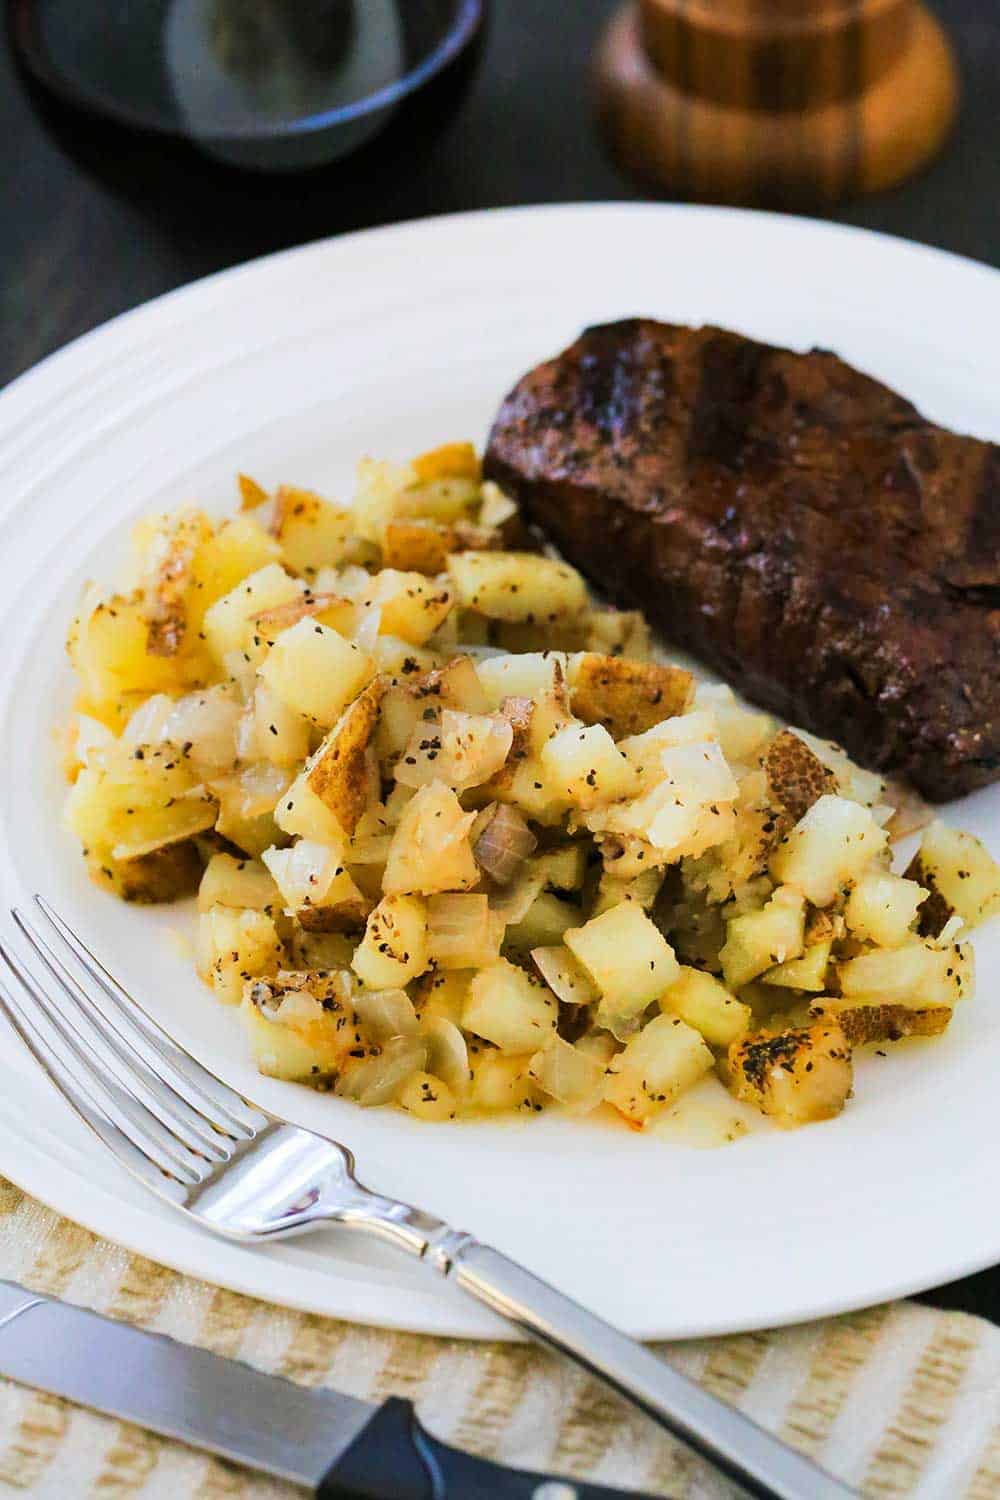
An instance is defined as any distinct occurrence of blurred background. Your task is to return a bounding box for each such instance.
[2,0,998,390]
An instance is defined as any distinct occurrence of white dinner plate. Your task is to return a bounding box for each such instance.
[0,204,997,1341]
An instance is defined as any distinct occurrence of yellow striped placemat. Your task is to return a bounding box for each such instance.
[0,1180,998,1498]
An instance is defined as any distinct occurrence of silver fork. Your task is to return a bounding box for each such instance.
[0,897,856,1500]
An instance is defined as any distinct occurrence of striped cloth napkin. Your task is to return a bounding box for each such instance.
[0,1179,998,1498]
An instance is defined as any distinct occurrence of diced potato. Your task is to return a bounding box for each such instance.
[462,959,558,1052]
[67,593,189,715]
[398,1072,459,1121]
[272,487,354,576]
[440,709,513,789]
[213,771,287,859]
[307,681,384,836]
[604,1015,714,1126]
[469,1051,539,1113]
[810,996,952,1046]
[593,743,737,861]
[719,885,806,989]
[382,519,455,575]
[565,902,680,1020]
[351,895,429,989]
[198,853,278,912]
[414,969,472,1026]
[568,654,693,739]
[590,866,663,917]
[694,684,772,764]
[412,441,480,484]
[259,618,375,728]
[196,905,282,1004]
[275,770,346,845]
[660,966,751,1048]
[769,795,888,907]
[360,570,455,646]
[65,744,217,862]
[906,821,1000,932]
[448,552,587,624]
[761,941,832,992]
[528,1035,604,1112]
[383,781,479,896]
[536,843,589,893]
[475,652,568,711]
[845,872,926,949]
[838,939,973,1009]
[187,516,282,631]
[617,711,719,771]
[202,564,302,664]
[250,684,312,768]
[238,473,268,510]
[240,970,357,1080]
[728,1023,853,1128]
[540,722,638,809]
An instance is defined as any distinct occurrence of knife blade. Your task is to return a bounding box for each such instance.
[0,1280,663,1499]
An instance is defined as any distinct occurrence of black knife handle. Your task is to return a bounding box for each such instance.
[319,1396,660,1499]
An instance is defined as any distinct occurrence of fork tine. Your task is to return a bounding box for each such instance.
[0,941,207,1187]
[35,896,265,1138]
[0,976,188,1203]
[13,910,234,1163]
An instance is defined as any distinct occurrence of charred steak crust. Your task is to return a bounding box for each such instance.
[483,320,1000,803]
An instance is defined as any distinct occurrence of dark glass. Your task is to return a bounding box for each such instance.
[7,0,486,209]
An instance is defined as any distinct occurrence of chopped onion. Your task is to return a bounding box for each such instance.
[220,762,292,818]
[427,893,500,969]
[74,714,115,768]
[489,863,546,924]
[531,945,598,1006]
[474,804,537,886]
[160,687,242,778]
[353,987,420,1042]
[527,1035,604,1112]
[441,709,513,789]
[339,1035,427,1107]
[422,1017,470,1096]
[352,603,382,653]
[262,839,343,909]
[123,694,175,745]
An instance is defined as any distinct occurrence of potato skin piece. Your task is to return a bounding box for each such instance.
[810,998,951,1045]
[307,679,385,837]
[89,840,204,903]
[764,730,835,824]
[570,654,693,739]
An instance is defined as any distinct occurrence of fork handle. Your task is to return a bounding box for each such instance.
[440,1241,856,1500]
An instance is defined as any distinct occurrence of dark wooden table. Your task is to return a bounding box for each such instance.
[2,0,999,1322]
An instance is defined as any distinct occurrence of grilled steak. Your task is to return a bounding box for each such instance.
[484,320,1000,802]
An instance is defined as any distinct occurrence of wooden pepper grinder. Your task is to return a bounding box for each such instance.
[595,0,959,205]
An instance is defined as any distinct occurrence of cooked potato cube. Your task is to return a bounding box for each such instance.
[469,1051,539,1113]
[382,519,455,575]
[568,654,693,739]
[240,970,357,1080]
[769,795,888,907]
[845,872,926,948]
[838,939,973,1009]
[761,941,832,992]
[565,902,680,1020]
[360,570,454,646]
[187,516,282,631]
[196,906,282,1004]
[247,684,312,768]
[351,895,428,989]
[275,771,346,845]
[593,743,737,862]
[259,618,375,728]
[475,652,568,711]
[810,996,952,1046]
[462,959,558,1053]
[412,441,480,484]
[66,745,217,862]
[694,684,772,764]
[590,866,663,917]
[728,1023,853,1128]
[540,722,638,809]
[719,886,806,989]
[383,781,479,896]
[660,966,751,1048]
[198,854,278,912]
[203,564,302,664]
[88,841,204,904]
[414,969,472,1026]
[398,1072,459,1121]
[448,552,586,624]
[67,593,189,716]
[272,487,354,576]
[906,821,1000,932]
[604,1014,713,1126]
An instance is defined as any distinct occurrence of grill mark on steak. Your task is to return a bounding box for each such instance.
[484,321,1000,802]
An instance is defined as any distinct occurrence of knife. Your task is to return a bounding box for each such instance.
[0,1279,659,1498]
